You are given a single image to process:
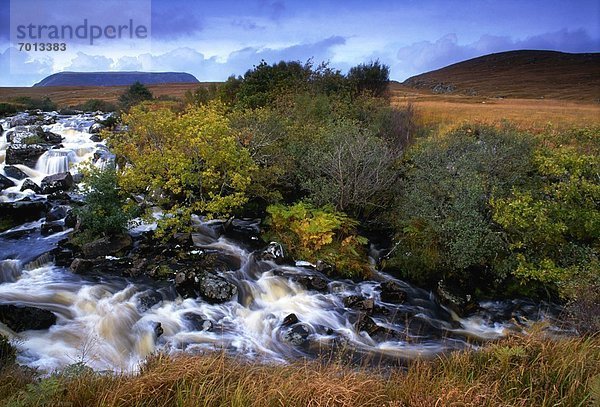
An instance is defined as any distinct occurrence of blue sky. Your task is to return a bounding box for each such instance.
[0,0,598,86]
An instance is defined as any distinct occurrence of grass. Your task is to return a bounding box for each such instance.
[1,329,598,406]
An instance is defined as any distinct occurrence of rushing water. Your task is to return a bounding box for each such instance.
[0,112,560,373]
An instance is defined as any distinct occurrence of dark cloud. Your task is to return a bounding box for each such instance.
[231,19,265,31]
[151,1,203,39]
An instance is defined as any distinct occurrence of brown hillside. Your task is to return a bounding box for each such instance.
[403,50,600,101]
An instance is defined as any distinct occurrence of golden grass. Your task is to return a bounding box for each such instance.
[2,330,599,407]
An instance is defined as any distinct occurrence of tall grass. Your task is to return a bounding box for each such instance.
[2,330,599,407]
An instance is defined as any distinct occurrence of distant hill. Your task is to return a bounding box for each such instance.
[403,50,600,101]
[33,71,199,87]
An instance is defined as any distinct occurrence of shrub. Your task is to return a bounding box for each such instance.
[0,335,16,370]
[387,125,535,292]
[265,202,371,278]
[118,81,153,110]
[74,163,137,243]
[347,60,390,98]
[110,102,256,237]
[10,96,57,111]
[0,102,19,116]
[75,99,117,112]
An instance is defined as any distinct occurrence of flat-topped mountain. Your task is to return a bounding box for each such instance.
[33,71,199,87]
[403,50,600,100]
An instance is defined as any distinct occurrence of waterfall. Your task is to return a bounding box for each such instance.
[0,259,22,283]
[35,149,77,175]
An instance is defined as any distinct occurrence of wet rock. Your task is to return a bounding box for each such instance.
[343,296,375,314]
[224,218,261,242]
[355,313,381,336]
[0,201,47,226]
[64,210,77,229]
[379,280,407,304]
[198,272,238,303]
[89,122,105,134]
[46,205,68,222]
[315,260,333,274]
[81,234,132,258]
[0,174,15,191]
[137,291,163,312]
[436,280,479,317]
[282,313,299,326]
[183,313,213,331]
[152,322,164,338]
[0,304,56,332]
[3,165,28,180]
[294,274,329,292]
[70,257,133,275]
[172,232,193,247]
[40,221,64,236]
[282,323,310,346]
[20,179,42,194]
[174,271,196,298]
[6,125,62,145]
[89,134,102,142]
[259,241,284,261]
[5,144,48,168]
[41,172,73,194]
[9,113,37,127]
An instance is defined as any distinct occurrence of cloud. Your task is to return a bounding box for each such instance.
[231,19,265,31]
[393,29,600,79]
[66,52,113,71]
[151,2,203,39]
[259,0,286,21]
[0,47,55,86]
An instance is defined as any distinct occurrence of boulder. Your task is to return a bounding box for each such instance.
[69,257,133,275]
[3,165,28,180]
[282,323,310,346]
[152,322,164,338]
[0,174,15,191]
[41,172,73,194]
[6,125,61,145]
[9,113,37,127]
[137,291,163,312]
[294,274,329,292]
[343,295,375,314]
[46,205,69,222]
[5,144,48,168]
[20,179,42,194]
[259,242,284,261]
[64,210,77,228]
[282,313,299,326]
[182,313,213,331]
[198,272,238,303]
[81,234,132,258]
[0,304,56,332]
[379,280,407,304]
[0,200,47,225]
[355,312,381,336]
[436,280,479,317]
[40,221,64,236]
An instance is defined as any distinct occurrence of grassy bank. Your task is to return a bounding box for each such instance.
[1,330,599,406]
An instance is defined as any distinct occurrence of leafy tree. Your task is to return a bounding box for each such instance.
[118,81,153,110]
[74,163,137,243]
[387,125,535,291]
[265,202,371,278]
[75,99,117,112]
[347,60,390,98]
[110,102,256,237]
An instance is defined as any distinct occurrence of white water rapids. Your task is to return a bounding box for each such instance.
[0,112,559,373]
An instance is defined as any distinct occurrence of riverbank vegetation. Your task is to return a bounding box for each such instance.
[1,329,599,406]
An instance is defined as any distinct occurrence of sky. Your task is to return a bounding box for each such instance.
[0,0,599,86]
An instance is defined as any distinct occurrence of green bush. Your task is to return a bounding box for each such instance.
[75,99,117,112]
[387,125,535,292]
[74,163,137,243]
[118,81,153,110]
[347,60,390,98]
[0,102,19,116]
[0,335,17,370]
[265,202,371,278]
[10,96,56,111]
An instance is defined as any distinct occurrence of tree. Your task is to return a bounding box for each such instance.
[347,60,390,98]
[118,81,153,110]
[109,101,256,237]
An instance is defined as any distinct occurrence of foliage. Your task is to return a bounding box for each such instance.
[300,120,401,219]
[74,163,137,243]
[10,96,57,111]
[110,102,256,238]
[0,102,19,116]
[184,84,219,107]
[347,60,390,98]
[387,125,535,291]
[118,81,153,110]
[265,202,371,278]
[75,99,117,112]
[0,335,16,370]
[491,145,600,296]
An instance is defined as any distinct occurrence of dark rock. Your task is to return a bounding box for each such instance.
[9,114,37,127]
[89,122,105,134]
[282,323,310,346]
[152,322,164,338]
[0,201,47,226]
[64,210,77,229]
[0,227,36,239]
[5,144,48,167]
[20,179,42,194]
[81,234,132,258]
[379,280,407,304]
[182,313,213,331]
[315,260,333,274]
[174,271,198,299]
[343,296,375,314]
[282,313,299,326]
[72,173,84,184]
[89,134,102,142]
[3,165,28,180]
[0,174,15,190]
[40,221,64,236]
[46,205,68,222]
[259,241,284,261]
[198,273,238,303]
[436,280,479,317]
[0,304,56,332]
[172,232,192,247]
[41,172,73,194]
[6,125,62,145]
[294,274,329,292]
[138,291,163,312]
[70,257,133,275]
[355,313,381,336]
